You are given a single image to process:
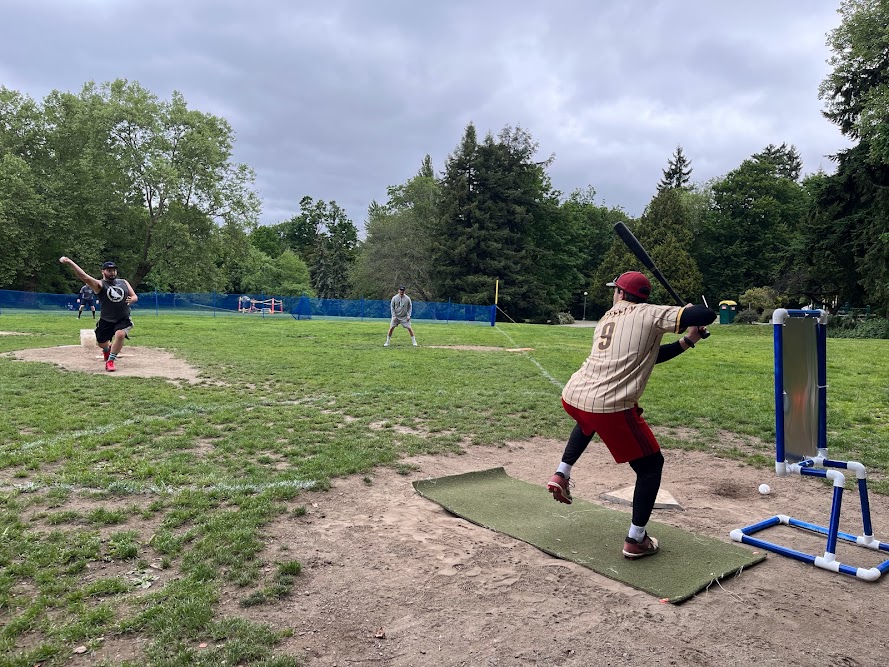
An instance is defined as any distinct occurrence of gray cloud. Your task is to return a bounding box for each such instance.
[1,0,850,229]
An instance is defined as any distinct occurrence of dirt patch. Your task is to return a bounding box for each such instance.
[213,436,889,666]
[426,345,535,352]
[4,346,204,384]
[0,331,28,335]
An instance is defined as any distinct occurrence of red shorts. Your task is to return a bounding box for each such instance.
[561,399,660,464]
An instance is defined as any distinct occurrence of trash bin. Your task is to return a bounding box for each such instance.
[719,300,738,324]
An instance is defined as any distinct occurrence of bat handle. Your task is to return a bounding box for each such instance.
[699,326,710,339]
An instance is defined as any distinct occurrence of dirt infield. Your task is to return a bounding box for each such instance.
[5,345,202,384]
[219,439,889,666]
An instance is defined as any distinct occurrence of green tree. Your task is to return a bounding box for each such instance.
[753,143,803,181]
[594,188,702,307]
[691,157,809,302]
[819,0,889,164]
[657,145,693,191]
[250,224,287,258]
[433,123,480,301]
[801,147,888,312]
[280,195,324,265]
[350,156,440,300]
[0,152,51,289]
[309,201,358,299]
[433,123,569,320]
[92,79,260,288]
[810,0,889,315]
[241,248,313,297]
[738,286,780,312]
[557,187,629,318]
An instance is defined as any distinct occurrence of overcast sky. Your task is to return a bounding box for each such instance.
[1,1,850,231]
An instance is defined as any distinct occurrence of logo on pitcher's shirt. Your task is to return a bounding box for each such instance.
[107,285,126,303]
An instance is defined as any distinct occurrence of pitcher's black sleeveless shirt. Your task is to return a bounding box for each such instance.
[96,278,131,322]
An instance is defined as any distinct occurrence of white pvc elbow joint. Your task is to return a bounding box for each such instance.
[826,470,846,487]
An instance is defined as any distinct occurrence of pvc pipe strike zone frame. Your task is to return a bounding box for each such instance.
[730,309,889,581]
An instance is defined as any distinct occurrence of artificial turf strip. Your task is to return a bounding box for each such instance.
[413,467,766,603]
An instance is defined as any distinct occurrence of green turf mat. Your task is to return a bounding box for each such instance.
[413,467,766,603]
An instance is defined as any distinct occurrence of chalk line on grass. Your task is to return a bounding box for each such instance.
[494,325,563,390]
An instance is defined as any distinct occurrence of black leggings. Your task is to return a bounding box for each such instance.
[629,451,664,527]
[561,424,594,465]
[561,424,664,527]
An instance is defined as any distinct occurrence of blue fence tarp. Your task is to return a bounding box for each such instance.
[0,289,495,325]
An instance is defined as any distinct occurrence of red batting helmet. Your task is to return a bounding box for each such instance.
[606,271,652,301]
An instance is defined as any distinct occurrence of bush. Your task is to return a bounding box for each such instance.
[759,308,775,324]
[738,287,779,312]
[553,312,575,325]
[734,308,759,324]
[828,317,889,339]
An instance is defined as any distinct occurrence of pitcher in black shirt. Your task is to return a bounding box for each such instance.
[60,257,138,372]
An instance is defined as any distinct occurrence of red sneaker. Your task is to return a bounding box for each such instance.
[105,360,116,372]
[102,348,111,361]
[622,534,659,559]
[546,473,572,504]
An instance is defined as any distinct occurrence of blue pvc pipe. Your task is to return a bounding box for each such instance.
[827,485,844,555]
[738,516,782,534]
[736,534,817,565]
[859,479,874,536]
[786,518,860,545]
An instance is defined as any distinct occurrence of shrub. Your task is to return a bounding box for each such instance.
[759,308,775,324]
[828,317,889,339]
[552,312,575,325]
[738,287,778,312]
[734,308,759,324]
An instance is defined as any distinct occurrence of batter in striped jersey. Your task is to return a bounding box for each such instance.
[547,271,716,560]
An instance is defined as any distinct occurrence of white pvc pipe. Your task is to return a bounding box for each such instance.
[772,308,789,325]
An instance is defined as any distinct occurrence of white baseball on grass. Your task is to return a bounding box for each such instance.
[758,484,771,495]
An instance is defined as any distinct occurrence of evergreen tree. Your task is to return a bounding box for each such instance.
[810,0,889,315]
[753,143,803,181]
[432,123,481,301]
[558,187,630,318]
[310,201,358,299]
[657,145,693,191]
[594,188,702,307]
[433,124,563,319]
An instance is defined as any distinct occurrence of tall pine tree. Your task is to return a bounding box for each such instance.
[594,188,702,307]
[433,124,564,319]
[657,145,693,192]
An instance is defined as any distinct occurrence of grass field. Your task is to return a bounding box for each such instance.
[1,314,887,666]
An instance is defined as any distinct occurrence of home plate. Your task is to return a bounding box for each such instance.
[600,485,683,510]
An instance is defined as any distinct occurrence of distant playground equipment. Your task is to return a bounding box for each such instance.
[238,297,283,314]
[731,309,889,581]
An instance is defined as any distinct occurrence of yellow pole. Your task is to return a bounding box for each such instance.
[495,279,499,305]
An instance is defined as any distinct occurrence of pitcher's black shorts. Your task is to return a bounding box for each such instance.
[95,318,134,345]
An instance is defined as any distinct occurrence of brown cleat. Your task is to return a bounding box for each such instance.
[546,473,572,504]
[622,534,659,559]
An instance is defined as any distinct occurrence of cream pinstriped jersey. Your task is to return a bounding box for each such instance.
[561,301,685,413]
